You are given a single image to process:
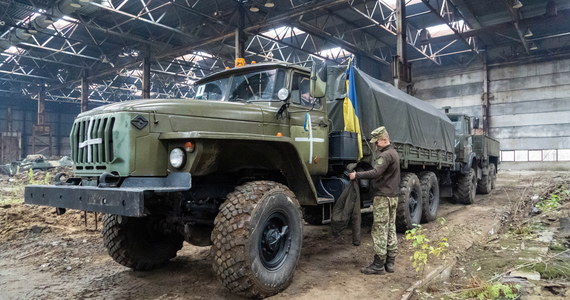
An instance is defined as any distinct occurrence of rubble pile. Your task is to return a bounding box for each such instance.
[0,164,99,243]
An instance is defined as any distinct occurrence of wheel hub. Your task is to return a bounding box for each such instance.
[259,212,290,270]
[409,193,418,214]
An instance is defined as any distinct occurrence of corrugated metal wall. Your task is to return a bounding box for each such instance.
[414,58,570,170]
[0,98,80,162]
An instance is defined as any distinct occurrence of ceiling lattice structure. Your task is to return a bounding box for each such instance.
[1,0,570,103]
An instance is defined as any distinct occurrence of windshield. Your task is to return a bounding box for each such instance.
[194,68,285,102]
[452,121,463,135]
[447,115,464,135]
[195,78,229,100]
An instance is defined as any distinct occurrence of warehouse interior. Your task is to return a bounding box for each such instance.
[2,1,570,299]
[0,0,569,167]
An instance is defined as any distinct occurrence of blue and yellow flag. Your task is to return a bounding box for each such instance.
[343,60,363,160]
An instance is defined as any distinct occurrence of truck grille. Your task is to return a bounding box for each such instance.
[71,116,115,166]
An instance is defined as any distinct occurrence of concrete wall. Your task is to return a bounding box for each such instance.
[0,97,82,162]
[413,58,570,170]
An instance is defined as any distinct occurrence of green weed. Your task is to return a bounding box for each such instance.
[536,193,561,212]
[405,218,449,274]
[457,282,520,300]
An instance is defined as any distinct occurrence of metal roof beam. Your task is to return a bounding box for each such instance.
[294,21,390,65]
[420,0,482,56]
[0,69,55,80]
[449,0,482,29]
[504,0,529,54]
[346,1,441,64]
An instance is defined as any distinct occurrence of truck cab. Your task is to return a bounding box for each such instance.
[447,113,500,200]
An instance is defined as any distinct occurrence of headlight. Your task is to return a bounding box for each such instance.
[169,148,185,169]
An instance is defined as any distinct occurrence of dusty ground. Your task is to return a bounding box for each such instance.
[0,170,568,299]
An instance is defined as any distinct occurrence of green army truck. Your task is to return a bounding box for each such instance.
[446,113,500,202]
[25,62,498,298]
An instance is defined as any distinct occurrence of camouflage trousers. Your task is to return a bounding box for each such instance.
[372,196,398,257]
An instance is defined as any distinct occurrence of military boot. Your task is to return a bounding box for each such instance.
[360,255,386,275]
[385,255,396,273]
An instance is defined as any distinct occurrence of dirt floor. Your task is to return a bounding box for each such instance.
[0,170,568,299]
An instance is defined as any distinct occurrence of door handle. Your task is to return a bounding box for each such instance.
[318,120,328,127]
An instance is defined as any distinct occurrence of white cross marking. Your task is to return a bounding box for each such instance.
[79,117,102,163]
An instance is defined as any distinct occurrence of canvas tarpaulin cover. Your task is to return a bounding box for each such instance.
[327,66,455,153]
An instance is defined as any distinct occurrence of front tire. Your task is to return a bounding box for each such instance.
[211,181,303,298]
[102,215,184,271]
[396,173,423,232]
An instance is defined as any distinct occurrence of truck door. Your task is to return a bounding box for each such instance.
[289,72,329,175]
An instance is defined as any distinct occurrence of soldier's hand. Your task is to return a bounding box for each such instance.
[348,172,356,181]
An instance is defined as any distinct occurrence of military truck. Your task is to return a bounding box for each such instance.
[446,113,500,202]
[25,62,498,298]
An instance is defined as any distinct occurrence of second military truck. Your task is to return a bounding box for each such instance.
[26,62,499,298]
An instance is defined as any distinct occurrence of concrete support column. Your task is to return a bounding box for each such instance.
[394,0,411,92]
[33,84,52,156]
[37,85,45,126]
[482,55,490,134]
[7,107,13,132]
[81,71,89,113]
[142,49,151,99]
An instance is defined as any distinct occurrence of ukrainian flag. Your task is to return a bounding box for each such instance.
[343,60,363,160]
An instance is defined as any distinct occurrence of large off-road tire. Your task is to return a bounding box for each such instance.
[454,168,477,204]
[396,173,423,232]
[211,181,303,298]
[302,205,323,225]
[419,171,439,223]
[477,165,493,194]
[102,214,184,271]
[489,163,497,190]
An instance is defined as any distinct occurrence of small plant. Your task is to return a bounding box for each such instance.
[27,168,36,184]
[405,218,449,274]
[458,281,520,300]
[536,193,561,212]
[27,168,51,185]
[44,172,51,184]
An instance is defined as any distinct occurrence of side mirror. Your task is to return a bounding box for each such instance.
[310,61,327,98]
[472,117,480,129]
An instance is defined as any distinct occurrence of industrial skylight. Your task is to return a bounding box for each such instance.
[260,26,306,39]
[0,46,25,68]
[317,47,352,59]
[176,51,214,63]
[3,46,23,55]
[426,20,468,38]
[380,0,423,9]
[50,16,79,31]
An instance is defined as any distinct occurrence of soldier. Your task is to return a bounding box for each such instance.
[348,126,400,275]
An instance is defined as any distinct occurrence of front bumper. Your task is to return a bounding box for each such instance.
[24,173,191,217]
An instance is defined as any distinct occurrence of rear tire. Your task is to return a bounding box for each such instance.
[102,215,183,271]
[489,164,497,190]
[454,168,477,204]
[211,181,303,298]
[419,171,439,223]
[396,173,423,232]
[477,165,492,194]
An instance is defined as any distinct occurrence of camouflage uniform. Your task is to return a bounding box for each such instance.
[372,195,398,256]
[355,126,401,259]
